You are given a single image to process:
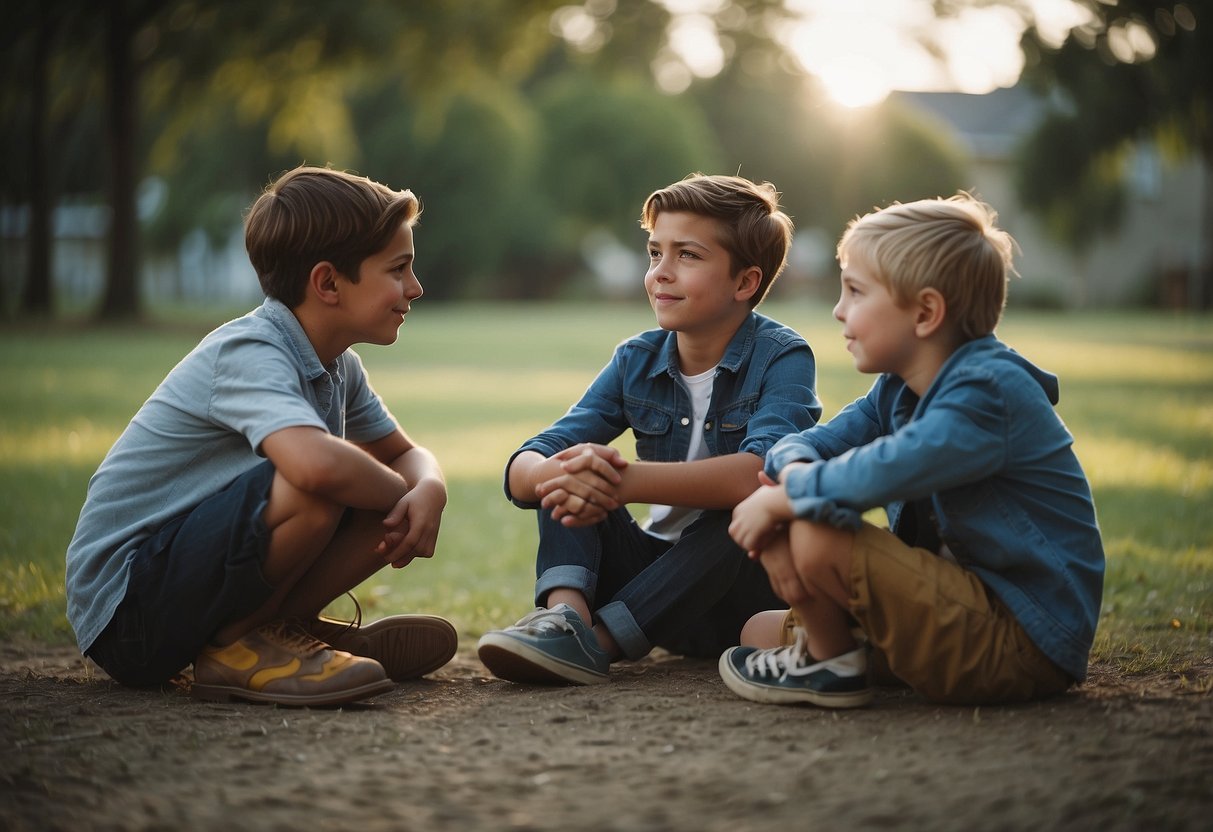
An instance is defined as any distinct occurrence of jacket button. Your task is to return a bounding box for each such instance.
[680,417,690,426]
[704,421,713,430]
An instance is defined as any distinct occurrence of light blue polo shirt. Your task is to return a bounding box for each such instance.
[65,298,398,653]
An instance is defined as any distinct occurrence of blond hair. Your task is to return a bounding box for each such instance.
[245,166,420,309]
[640,173,794,308]
[837,194,1017,339]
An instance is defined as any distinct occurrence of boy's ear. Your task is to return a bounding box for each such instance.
[734,266,762,304]
[308,262,341,306]
[914,288,948,337]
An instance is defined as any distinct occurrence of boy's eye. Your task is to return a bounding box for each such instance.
[679,250,699,260]
[648,249,661,260]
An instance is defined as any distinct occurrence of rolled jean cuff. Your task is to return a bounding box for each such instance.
[596,600,651,660]
[535,565,597,608]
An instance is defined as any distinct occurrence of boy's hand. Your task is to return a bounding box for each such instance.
[376,478,447,568]
[775,461,811,484]
[755,535,813,606]
[536,444,628,526]
[729,475,794,556]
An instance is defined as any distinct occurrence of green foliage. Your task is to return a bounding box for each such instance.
[534,72,726,241]
[688,59,970,235]
[1015,115,1127,252]
[1016,0,1213,275]
[4,0,981,314]
[823,98,972,228]
[1,304,1210,679]
[355,80,550,300]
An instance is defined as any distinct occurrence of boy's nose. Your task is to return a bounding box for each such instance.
[649,265,672,283]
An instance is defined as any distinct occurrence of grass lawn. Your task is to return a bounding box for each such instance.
[1,300,1210,674]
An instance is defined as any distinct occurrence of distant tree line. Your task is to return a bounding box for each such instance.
[2,0,1206,319]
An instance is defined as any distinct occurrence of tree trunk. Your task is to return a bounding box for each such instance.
[21,8,54,317]
[1195,143,1213,310]
[98,0,141,321]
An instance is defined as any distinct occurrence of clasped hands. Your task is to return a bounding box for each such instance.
[535,443,629,527]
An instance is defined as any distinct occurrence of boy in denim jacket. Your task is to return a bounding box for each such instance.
[477,174,821,684]
[66,167,456,707]
[721,194,1104,707]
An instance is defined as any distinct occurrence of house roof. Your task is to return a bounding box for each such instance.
[891,86,1049,159]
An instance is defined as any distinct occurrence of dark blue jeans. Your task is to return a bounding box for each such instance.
[533,507,784,660]
[86,461,277,687]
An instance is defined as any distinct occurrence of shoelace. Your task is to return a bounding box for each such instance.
[508,607,575,635]
[320,590,365,641]
[743,629,816,680]
[265,620,330,657]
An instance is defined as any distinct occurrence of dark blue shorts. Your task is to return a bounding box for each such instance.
[86,461,278,687]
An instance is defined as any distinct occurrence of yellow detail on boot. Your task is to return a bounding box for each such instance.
[204,640,262,671]
[300,655,354,683]
[248,659,303,690]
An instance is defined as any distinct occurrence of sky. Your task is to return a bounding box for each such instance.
[644,0,1096,106]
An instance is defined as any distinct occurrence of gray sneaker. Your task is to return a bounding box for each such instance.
[477,603,610,685]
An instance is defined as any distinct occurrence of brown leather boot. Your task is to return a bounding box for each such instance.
[193,619,392,706]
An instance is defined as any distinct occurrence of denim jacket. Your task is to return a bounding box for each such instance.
[507,311,821,508]
[765,335,1104,682]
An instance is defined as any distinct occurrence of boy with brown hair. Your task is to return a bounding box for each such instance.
[477,173,821,685]
[720,194,1105,707]
[66,166,456,707]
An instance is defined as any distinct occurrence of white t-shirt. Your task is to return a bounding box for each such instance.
[645,365,716,541]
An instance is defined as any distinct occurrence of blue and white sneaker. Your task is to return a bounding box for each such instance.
[477,603,610,685]
[719,630,872,708]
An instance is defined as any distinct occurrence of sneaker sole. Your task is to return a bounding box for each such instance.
[316,615,458,681]
[477,633,607,686]
[718,649,873,708]
[192,677,394,708]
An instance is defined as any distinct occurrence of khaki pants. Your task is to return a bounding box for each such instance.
[782,523,1072,705]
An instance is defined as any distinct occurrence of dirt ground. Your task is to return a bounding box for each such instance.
[2,641,1210,832]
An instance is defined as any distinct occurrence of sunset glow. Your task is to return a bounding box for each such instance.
[647,0,1095,107]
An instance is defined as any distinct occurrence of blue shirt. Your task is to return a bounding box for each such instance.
[507,311,821,508]
[765,335,1105,682]
[65,298,398,653]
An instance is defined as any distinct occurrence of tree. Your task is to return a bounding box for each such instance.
[688,58,969,238]
[22,6,56,317]
[1016,0,1212,308]
[6,0,573,319]
[100,0,169,321]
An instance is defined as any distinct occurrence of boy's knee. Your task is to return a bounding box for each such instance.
[790,521,854,582]
[264,472,344,534]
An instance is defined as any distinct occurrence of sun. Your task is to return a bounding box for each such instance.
[816,56,891,108]
[781,0,1040,106]
[783,15,900,110]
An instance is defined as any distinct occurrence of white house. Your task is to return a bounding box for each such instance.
[894,86,1207,308]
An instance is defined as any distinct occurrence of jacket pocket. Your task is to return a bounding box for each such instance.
[625,401,674,460]
[716,403,753,454]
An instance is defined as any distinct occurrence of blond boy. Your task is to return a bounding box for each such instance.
[720,194,1104,707]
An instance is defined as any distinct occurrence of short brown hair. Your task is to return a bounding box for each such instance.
[837,193,1017,340]
[245,166,420,308]
[640,173,794,308]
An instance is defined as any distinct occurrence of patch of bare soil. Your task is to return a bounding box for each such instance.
[2,641,1210,832]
